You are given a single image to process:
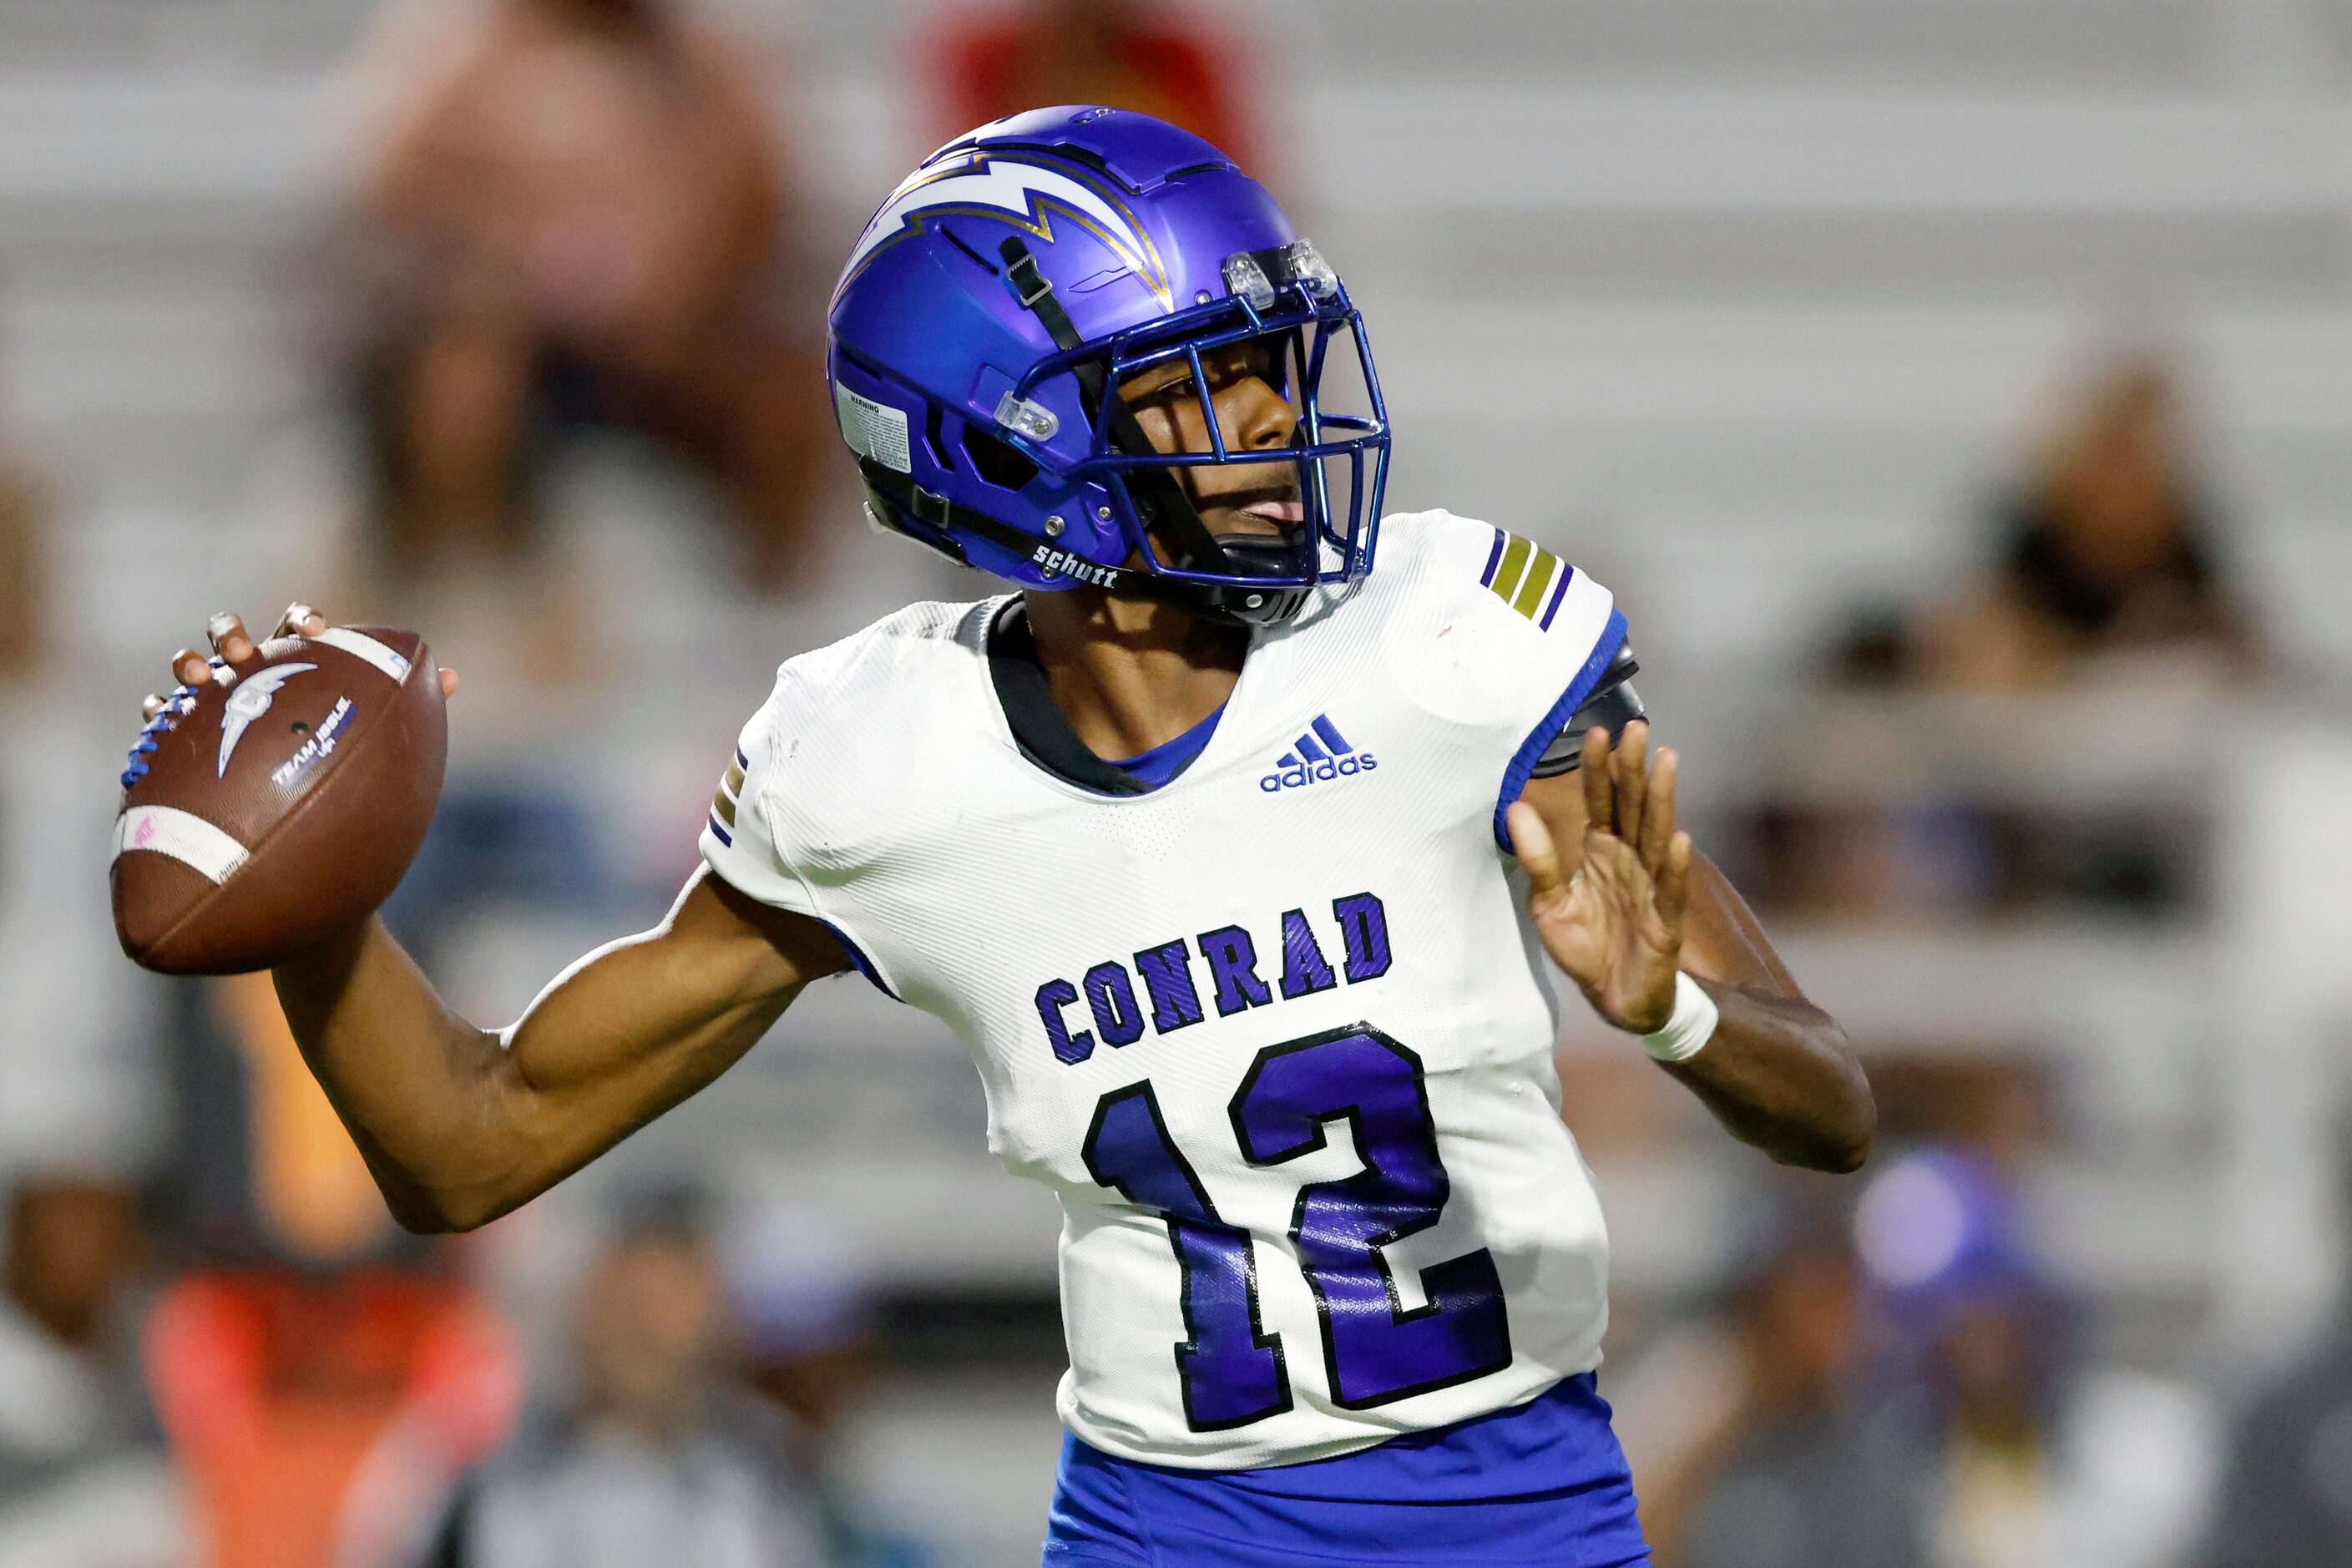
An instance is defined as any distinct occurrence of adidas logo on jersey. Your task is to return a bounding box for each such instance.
[1259,715,1378,792]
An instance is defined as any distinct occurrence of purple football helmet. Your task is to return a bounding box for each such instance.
[827,105,1390,625]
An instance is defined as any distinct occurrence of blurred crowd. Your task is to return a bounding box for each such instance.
[1620,1147,2214,1568]
[0,0,2345,1565]
[321,0,1254,607]
[1726,352,2261,928]
[0,1053,915,1568]
[1836,353,2260,695]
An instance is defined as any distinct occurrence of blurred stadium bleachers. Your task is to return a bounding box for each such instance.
[2,1,2350,1561]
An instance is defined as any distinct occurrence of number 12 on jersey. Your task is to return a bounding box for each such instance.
[1082,1024,1514,1429]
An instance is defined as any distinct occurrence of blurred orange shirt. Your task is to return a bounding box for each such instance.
[145,1267,518,1568]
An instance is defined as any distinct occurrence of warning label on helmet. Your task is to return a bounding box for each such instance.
[836,385,912,473]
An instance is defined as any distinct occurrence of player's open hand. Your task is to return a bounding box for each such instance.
[1506,721,1692,1036]
[140,604,460,721]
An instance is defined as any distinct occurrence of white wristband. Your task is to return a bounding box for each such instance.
[1641,973,1719,1064]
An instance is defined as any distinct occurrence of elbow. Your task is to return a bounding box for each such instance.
[1834,1039,1879,1171]
[1771,1117,1873,1176]
[383,1189,468,1236]
[1803,1050,1879,1175]
[1774,1024,1877,1174]
[1809,1120,1874,1176]
[380,1179,504,1236]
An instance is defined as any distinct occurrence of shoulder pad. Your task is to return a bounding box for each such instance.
[1530,645,1646,778]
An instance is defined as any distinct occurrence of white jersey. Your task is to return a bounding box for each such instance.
[702,509,1630,1470]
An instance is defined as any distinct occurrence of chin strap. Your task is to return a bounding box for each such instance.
[857,458,1308,626]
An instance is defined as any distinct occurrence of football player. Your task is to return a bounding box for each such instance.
[147,109,1873,1565]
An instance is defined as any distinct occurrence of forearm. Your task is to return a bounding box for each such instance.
[1621,847,1879,1173]
[1508,723,1874,1173]
[272,918,522,1231]
[271,875,822,1231]
[1662,979,1874,1172]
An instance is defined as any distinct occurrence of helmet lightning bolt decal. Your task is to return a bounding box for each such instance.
[834,154,1171,309]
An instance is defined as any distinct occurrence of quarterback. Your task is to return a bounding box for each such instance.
[149,109,1872,1564]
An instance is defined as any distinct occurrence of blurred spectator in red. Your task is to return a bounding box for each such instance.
[339,0,825,594]
[0,1176,185,1566]
[143,974,522,1568]
[1635,1203,1930,1568]
[425,1186,832,1568]
[1839,353,2262,690]
[927,0,1259,166]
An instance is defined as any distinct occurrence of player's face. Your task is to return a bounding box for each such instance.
[1120,338,1302,545]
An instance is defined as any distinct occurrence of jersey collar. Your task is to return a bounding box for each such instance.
[985,601,1226,797]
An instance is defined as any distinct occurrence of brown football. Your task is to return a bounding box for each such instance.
[111,625,447,974]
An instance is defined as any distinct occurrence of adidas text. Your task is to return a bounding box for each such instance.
[1261,752,1378,792]
[1262,714,1372,792]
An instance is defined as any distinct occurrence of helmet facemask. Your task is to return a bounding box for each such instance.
[1003,238,1389,626]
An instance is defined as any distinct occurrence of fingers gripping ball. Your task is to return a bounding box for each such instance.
[111,625,448,974]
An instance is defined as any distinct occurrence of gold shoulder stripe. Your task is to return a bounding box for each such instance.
[711,757,747,827]
[1489,534,1532,604]
[1483,531,1562,622]
[1514,549,1560,618]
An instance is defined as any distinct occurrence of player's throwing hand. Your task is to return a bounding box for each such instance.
[1505,721,1693,1036]
[141,604,461,715]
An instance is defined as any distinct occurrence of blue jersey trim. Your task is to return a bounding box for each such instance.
[1537,567,1576,631]
[1105,704,1227,792]
[818,918,896,999]
[1491,607,1631,852]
